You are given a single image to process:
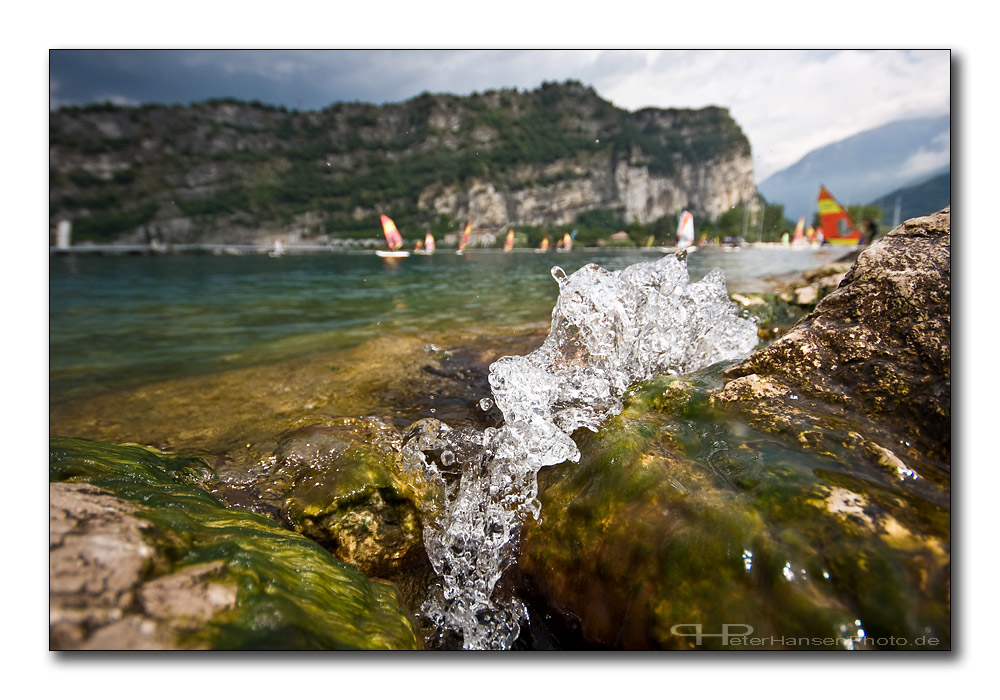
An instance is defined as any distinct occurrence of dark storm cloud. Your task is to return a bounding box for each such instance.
[50,49,333,109]
[50,49,573,110]
[49,49,647,111]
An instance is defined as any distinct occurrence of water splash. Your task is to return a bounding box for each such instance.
[401,254,759,649]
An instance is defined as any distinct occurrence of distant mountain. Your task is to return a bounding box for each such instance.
[758,115,950,220]
[868,169,951,226]
[49,82,754,246]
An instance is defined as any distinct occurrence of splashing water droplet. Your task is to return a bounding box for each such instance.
[479,398,494,411]
[408,253,758,649]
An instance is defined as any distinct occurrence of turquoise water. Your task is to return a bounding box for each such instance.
[50,247,842,400]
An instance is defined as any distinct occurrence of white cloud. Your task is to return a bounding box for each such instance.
[898,130,951,178]
[581,49,951,181]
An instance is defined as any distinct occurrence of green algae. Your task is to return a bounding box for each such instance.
[50,436,422,650]
[519,366,950,650]
[252,419,439,592]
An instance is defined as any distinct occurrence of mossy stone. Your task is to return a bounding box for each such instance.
[50,436,423,650]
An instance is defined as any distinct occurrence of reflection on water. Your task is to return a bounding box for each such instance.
[50,248,842,400]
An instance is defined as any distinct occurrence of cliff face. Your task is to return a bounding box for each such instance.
[49,82,756,244]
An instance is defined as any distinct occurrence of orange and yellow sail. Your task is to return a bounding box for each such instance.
[503,229,515,252]
[379,215,403,251]
[458,222,472,252]
[539,236,550,252]
[560,232,572,251]
[817,186,861,246]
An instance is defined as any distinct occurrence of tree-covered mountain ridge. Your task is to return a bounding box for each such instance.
[49,81,756,245]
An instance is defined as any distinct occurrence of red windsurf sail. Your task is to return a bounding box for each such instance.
[380,215,403,250]
[817,186,861,246]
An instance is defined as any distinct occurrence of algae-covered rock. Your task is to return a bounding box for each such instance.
[246,417,442,614]
[50,437,423,650]
[515,368,949,650]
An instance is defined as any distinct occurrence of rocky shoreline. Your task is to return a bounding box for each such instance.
[50,209,951,650]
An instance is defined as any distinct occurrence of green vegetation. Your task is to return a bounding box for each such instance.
[71,202,159,242]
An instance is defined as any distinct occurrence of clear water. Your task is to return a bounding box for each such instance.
[50,248,841,402]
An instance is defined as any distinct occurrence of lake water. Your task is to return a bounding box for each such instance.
[49,246,842,402]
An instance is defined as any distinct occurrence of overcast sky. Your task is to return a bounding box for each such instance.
[49,49,950,181]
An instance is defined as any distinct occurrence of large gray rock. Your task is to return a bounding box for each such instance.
[716,207,951,471]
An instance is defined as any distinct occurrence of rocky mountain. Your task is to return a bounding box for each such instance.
[49,81,755,245]
[758,115,950,221]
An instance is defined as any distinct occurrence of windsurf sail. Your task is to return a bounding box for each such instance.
[560,232,572,251]
[380,215,403,251]
[645,235,654,248]
[792,216,805,245]
[817,186,861,246]
[503,229,515,252]
[676,210,695,249]
[425,232,436,253]
[458,222,472,252]
[414,240,423,252]
[538,236,550,252]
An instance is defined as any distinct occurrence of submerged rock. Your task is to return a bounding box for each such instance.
[50,437,423,650]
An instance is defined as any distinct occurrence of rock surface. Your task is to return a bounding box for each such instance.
[717,207,951,470]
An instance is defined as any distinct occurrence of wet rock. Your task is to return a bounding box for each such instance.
[717,207,951,471]
[50,437,423,650]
